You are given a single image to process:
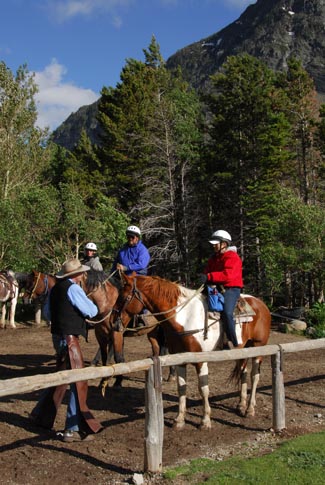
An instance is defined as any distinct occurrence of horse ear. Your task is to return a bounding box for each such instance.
[131,271,137,277]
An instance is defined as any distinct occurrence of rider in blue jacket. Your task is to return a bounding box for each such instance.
[111,225,150,275]
[111,225,150,328]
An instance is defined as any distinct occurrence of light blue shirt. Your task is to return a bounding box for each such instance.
[43,279,98,321]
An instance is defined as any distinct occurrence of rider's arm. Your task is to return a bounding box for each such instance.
[67,283,98,318]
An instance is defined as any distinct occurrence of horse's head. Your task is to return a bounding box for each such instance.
[22,271,39,304]
[110,272,146,329]
[22,271,55,304]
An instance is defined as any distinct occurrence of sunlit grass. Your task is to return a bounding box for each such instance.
[163,431,325,484]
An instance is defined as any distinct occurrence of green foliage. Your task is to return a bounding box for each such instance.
[13,185,128,272]
[0,62,51,201]
[260,186,325,303]
[305,302,325,338]
[0,55,323,308]
[96,36,203,280]
[163,432,325,484]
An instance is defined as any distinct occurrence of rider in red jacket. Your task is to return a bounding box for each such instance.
[202,230,243,349]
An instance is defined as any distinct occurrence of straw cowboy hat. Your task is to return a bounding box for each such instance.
[56,258,90,279]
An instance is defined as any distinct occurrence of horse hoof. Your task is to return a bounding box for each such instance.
[166,375,177,383]
[172,420,185,430]
[199,422,211,430]
[237,405,246,417]
[246,408,255,417]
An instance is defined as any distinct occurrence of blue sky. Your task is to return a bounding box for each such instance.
[1,0,256,132]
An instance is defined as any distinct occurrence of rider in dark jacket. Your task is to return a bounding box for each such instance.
[82,242,103,271]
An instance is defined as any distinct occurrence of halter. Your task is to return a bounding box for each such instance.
[25,272,42,302]
[84,270,120,324]
[114,277,206,333]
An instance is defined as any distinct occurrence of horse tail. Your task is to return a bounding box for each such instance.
[229,359,247,386]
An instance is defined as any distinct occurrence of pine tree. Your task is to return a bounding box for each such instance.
[96,37,203,281]
[206,54,292,294]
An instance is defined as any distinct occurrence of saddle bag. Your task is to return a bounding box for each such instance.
[207,285,224,312]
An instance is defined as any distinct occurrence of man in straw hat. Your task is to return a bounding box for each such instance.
[30,258,103,442]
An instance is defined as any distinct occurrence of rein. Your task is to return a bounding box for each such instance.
[115,280,206,333]
[27,271,42,301]
[85,270,118,324]
[85,270,117,298]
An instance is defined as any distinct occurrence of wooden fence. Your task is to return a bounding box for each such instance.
[0,338,325,473]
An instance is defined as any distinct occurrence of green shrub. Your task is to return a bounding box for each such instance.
[305,302,325,338]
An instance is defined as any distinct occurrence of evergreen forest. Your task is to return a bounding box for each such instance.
[0,38,324,309]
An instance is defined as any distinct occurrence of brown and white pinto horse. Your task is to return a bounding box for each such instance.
[0,270,19,329]
[111,273,271,429]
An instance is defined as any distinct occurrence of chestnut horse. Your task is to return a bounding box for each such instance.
[81,270,168,389]
[81,270,120,370]
[111,273,271,429]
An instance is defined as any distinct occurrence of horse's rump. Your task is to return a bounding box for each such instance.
[0,271,17,302]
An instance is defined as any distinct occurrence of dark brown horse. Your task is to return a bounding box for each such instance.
[22,270,56,305]
[110,273,271,429]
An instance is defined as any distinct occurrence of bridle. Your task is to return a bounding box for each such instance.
[84,274,120,324]
[112,278,146,331]
[113,277,206,333]
[24,272,50,303]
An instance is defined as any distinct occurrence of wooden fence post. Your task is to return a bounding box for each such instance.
[144,357,164,473]
[271,348,286,431]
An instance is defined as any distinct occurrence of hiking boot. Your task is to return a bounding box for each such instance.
[223,340,236,350]
[63,430,95,442]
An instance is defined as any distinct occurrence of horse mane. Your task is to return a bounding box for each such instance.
[86,270,122,292]
[136,275,181,302]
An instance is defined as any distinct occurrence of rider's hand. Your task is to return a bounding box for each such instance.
[116,263,127,272]
[199,273,208,284]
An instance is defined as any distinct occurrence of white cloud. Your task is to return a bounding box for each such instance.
[47,0,134,23]
[34,59,99,131]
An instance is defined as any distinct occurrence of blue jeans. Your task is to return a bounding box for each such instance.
[222,287,241,347]
[32,335,80,432]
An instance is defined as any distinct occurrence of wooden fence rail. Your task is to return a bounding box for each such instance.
[0,338,325,473]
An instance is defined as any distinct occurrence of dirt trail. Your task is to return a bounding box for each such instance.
[0,324,324,484]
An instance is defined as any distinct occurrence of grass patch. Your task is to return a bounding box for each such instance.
[163,431,325,484]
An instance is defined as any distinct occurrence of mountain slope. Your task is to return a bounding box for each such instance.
[52,0,325,149]
[166,0,325,95]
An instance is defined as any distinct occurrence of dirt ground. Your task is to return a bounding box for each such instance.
[0,320,325,485]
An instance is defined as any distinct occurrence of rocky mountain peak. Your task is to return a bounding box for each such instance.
[166,0,325,95]
[52,0,325,149]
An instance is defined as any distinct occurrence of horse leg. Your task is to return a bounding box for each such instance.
[35,303,42,325]
[91,346,102,366]
[197,362,211,429]
[246,357,262,417]
[154,326,177,382]
[112,331,125,388]
[237,360,248,417]
[0,302,6,329]
[173,364,187,429]
[8,296,17,328]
